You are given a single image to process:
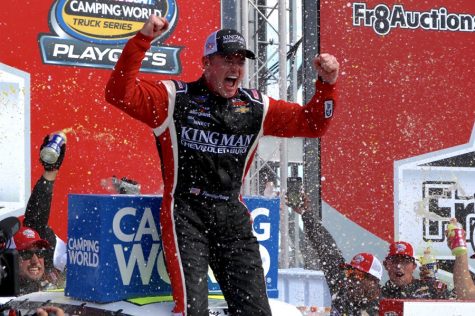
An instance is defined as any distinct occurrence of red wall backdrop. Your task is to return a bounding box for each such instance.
[320,1,475,240]
[0,1,221,240]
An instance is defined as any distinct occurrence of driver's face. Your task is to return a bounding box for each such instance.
[202,53,246,98]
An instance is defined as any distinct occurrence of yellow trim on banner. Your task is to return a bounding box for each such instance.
[127,294,225,306]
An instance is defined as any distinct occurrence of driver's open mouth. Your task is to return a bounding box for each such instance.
[225,76,237,87]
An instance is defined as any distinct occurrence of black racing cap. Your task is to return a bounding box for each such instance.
[203,29,256,59]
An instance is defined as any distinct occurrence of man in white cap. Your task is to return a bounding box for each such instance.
[288,194,381,315]
[105,14,339,316]
[333,253,383,315]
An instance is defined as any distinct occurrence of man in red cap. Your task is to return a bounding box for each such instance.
[23,133,67,272]
[106,14,339,316]
[0,133,66,296]
[13,226,50,295]
[382,241,449,299]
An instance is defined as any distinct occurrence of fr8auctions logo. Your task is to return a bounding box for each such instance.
[353,3,475,36]
[422,181,475,252]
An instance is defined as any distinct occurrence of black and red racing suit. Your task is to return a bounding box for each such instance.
[105,32,337,316]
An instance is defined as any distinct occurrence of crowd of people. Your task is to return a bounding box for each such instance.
[0,12,474,316]
[287,191,475,315]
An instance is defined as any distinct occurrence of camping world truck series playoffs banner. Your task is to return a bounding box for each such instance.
[320,1,475,262]
[0,0,221,240]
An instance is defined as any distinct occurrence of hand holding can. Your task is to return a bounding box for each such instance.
[40,131,67,170]
[447,218,467,256]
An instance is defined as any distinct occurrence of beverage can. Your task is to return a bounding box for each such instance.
[422,262,437,279]
[447,220,467,256]
[100,176,141,195]
[40,132,66,164]
[420,246,437,280]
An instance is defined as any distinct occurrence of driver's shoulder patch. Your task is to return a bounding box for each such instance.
[324,99,334,118]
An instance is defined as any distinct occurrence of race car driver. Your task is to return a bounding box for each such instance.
[105,14,339,316]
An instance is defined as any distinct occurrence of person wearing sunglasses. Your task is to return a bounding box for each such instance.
[12,226,51,295]
[382,241,449,299]
[0,133,66,296]
[23,133,67,273]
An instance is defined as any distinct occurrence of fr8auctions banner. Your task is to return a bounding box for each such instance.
[320,1,475,257]
[0,1,220,240]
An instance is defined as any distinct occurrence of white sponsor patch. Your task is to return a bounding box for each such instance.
[324,100,334,118]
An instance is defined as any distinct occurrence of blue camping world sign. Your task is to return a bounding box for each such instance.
[66,194,279,302]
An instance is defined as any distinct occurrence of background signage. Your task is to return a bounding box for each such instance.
[0,1,221,240]
[66,195,279,302]
[320,2,475,245]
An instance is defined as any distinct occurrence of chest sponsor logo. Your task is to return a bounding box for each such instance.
[193,95,208,104]
[231,99,250,113]
[180,126,254,154]
[38,0,181,74]
[231,100,247,107]
[234,107,250,114]
[187,116,210,127]
[189,97,209,110]
[187,105,211,127]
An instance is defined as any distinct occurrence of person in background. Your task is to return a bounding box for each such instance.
[23,134,66,273]
[445,218,475,299]
[288,192,381,315]
[382,241,450,299]
[105,13,339,316]
[11,133,67,295]
[13,226,50,295]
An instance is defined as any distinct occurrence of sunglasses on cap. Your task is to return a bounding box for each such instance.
[19,249,47,260]
[385,255,415,265]
[344,268,369,281]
